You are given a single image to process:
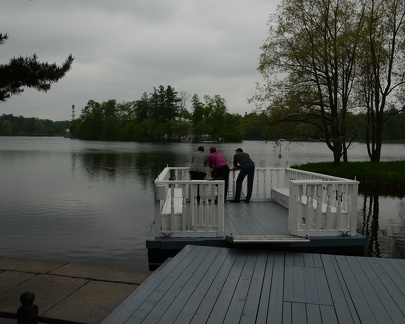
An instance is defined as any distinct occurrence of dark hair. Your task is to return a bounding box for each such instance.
[236,148,243,152]
[210,146,216,153]
[198,146,204,152]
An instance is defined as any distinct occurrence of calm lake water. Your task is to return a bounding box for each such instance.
[1,137,404,270]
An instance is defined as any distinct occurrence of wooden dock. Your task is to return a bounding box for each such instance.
[147,201,367,269]
[103,244,405,323]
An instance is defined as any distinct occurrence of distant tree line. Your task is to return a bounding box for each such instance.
[1,105,404,143]
[0,114,70,136]
[70,85,247,142]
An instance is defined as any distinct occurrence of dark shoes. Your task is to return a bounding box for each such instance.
[229,199,250,203]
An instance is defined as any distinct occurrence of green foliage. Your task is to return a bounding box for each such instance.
[0,33,73,103]
[254,0,405,164]
[293,161,405,190]
[0,114,70,136]
[68,86,246,142]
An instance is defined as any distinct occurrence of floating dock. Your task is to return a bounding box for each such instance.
[104,245,405,323]
[147,200,367,269]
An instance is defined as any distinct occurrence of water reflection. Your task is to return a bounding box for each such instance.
[359,192,405,259]
[1,137,405,270]
[360,194,381,257]
[70,150,187,185]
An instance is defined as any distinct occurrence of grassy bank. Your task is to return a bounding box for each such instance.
[292,160,405,191]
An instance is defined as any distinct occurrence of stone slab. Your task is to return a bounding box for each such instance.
[43,281,137,323]
[0,257,65,273]
[50,263,151,284]
[0,274,87,313]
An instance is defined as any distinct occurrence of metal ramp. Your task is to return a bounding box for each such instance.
[226,234,310,243]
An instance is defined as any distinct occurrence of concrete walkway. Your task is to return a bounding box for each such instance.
[0,256,152,323]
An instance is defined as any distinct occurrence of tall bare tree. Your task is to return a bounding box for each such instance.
[254,0,364,164]
[357,0,405,162]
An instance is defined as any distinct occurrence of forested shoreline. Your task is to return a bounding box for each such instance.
[1,107,405,142]
[0,114,70,136]
[1,100,405,142]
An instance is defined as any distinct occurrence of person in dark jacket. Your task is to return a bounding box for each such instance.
[230,148,255,203]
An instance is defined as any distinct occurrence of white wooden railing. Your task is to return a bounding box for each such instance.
[154,167,225,238]
[284,169,359,237]
[154,166,359,238]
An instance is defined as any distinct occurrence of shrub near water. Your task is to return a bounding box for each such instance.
[292,161,405,190]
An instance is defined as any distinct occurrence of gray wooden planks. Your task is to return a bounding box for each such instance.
[104,246,405,323]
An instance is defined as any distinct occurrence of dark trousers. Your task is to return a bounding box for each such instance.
[189,171,206,180]
[189,171,206,203]
[234,162,255,202]
[216,165,230,201]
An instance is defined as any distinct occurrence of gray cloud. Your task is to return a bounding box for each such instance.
[0,0,279,120]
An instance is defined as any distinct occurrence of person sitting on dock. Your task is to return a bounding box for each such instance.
[230,148,255,203]
[208,146,230,201]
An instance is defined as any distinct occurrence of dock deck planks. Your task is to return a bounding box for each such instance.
[103,245,405,323]
[225,202,290,236]
[147,200,366,267]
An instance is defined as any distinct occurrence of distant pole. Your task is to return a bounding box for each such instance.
[71,105,75,121]
[278,139,286,158]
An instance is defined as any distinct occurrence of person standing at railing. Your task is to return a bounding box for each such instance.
[189,146,208,180]
[189,146,208,204]
[208,146,230,201]
[230,148,255,203]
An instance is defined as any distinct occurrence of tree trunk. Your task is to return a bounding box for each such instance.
[369,112,383,162]
[333,142,342,166]
[370,142,382,162]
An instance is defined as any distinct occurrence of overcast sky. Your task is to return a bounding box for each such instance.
[1,0,279,121]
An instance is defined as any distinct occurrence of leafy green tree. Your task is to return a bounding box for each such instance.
[177,120,192,140]
[255,0,363,164]
[191,94,205,141]
[135,92,150,123]
[76,100,103,140]
[204,95,227,141]
[118,121,135,141]
[102,116,120,140]
[133,118,157,141]
[35,120,45,136]
[194,120,211,141]
[178,91,190,122]
[0,33,73,102]
[221,113,244,142]
[149,85,180,123]
[116,101,136,121]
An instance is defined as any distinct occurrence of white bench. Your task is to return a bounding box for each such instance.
[272,187,347,214]
[272,188,289,209]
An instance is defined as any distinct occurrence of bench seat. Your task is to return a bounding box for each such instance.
[272,187,347,215]
[272,187,289,209]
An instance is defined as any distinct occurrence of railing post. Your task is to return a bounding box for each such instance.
[350,183,359,236]
[17,291,38,324]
